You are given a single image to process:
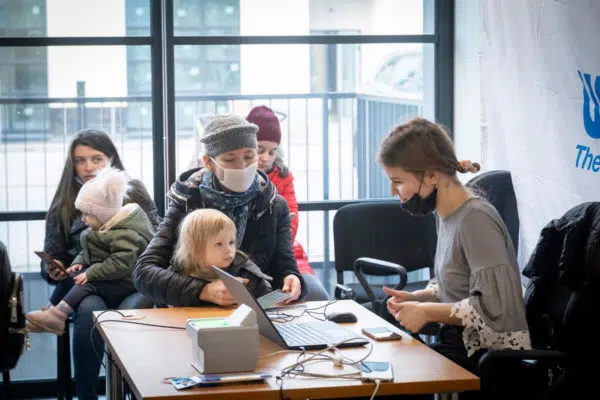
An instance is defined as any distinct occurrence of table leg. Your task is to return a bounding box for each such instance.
[437,394,459,400]
[105,350,124,400]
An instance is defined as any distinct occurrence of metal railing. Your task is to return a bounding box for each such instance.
[0,91,422,283]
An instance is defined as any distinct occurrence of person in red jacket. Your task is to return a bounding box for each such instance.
[247,105,330,301]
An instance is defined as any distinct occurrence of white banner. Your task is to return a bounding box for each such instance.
[481,0,600,266]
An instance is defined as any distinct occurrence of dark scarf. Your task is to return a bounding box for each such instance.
[199,171,260,244]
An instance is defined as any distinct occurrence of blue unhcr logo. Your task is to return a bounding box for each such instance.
[578,70,600,139]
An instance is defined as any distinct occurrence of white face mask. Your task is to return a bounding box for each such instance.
[211,158,258,193]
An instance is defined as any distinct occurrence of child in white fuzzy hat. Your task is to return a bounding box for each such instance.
[26,166,156,334]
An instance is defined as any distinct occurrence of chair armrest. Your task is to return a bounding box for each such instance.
[480,349,568,367]
[478,350,579,399]
[353,257,407,306]
[479,349,569,394]
[334,284,356,300]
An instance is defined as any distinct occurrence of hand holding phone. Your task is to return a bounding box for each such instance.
[257,290,293,310]
[361,327,402,341]
[34,251,69,278]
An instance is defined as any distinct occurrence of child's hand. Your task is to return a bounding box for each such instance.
[74,272,88,285]
[200,280,236,306]
[67,264,84,274]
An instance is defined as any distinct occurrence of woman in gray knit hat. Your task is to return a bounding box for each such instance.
[133,114,305,306]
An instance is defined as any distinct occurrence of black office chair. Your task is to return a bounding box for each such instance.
[333,201,437,319]
[466,170,520,251]
[479,202,600,399]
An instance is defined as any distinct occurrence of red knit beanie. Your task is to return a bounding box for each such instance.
[246,105,281,144]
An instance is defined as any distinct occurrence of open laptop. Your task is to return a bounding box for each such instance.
[213,267,369,350]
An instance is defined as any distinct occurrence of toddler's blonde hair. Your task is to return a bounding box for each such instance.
[173,208,236,277]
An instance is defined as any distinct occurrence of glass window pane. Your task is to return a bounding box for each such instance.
[0,46,155,212]
[174,42,433,261]
[174,44,241,94]
[173,0,433,36]
[0,0,151,37]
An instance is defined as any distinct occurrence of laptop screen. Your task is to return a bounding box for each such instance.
[212,266,288,348]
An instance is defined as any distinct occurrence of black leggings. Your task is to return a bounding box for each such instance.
[429,326,485,400]
[62,280,136,310]
[430,326,486,375]
[430,326,543,400]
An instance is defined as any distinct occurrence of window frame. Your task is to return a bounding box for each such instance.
[0,0,455,393]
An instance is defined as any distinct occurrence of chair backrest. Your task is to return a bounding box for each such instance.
[466,170,520,251]
[522,202,600,358]
[333,201,437,284]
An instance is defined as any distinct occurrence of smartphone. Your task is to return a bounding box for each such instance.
[360,361,394,382]
[361,327,402,341]
[34,251,69,275]
[257,290,293,310]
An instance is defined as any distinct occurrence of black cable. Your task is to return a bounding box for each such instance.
[122,372,133,400]
[275,374,292,400]
[266,300,338,323]
[89,302,339,398]
[90,310,127,370]
[295,347,307,374]
[103,346,133,400]
[305,300,336,321]
[276,346,306,400]
[89,309,185,371]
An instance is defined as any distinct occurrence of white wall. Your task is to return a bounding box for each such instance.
[453,0,483,182]
[46,0,127,98]
[239,0,310,94]
[480,0,600,265]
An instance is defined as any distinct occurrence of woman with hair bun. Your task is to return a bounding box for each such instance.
[378,118,530,376]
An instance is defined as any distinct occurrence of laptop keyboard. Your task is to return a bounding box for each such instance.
[276,322,355,348]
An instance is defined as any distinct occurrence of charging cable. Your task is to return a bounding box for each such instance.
[90,310,184,369]
[370,379,381,400]
[92,311,383,399]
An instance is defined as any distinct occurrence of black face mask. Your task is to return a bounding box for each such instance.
[401,176,437,216]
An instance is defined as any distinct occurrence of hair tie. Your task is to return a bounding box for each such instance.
[457,160,481,173]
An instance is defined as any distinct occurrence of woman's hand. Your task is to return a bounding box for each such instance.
[383,286,417,302]
[47,259,68,281]
[74,272,88,285]
[387,301,430,333]
[200,278,248,306]
[383,286,417,314]
[281,274,302,303]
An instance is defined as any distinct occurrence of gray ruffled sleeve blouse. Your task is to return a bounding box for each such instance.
[431,197,531,356]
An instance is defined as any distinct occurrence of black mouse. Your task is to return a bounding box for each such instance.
[326,311,358,323]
